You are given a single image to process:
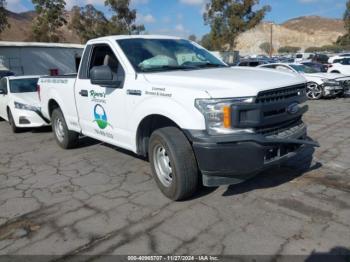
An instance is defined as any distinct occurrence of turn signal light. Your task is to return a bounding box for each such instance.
[223,106,231,128]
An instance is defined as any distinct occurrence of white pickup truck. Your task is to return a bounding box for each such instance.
[38,35,318,200]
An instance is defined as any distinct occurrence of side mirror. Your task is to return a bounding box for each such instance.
[90,65,124,88]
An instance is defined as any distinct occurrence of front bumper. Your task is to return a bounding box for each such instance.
[13,108,50,128]
[185,125,319,187]
[323,85,344,97]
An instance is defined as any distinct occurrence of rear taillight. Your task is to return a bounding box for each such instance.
[328,64,333,68]
[37,85,41,101]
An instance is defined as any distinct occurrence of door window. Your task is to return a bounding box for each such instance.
[88,44,125,80]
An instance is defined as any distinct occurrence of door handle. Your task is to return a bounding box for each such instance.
[79,90,88,97]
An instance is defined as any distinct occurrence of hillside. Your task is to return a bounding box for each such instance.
[0,11,347,54]
[237,16,346,55]
[0,10,81,43]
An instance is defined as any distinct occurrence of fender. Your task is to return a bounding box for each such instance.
[130,96,205,132]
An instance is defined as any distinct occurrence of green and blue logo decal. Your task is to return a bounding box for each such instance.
[93,104,112,129]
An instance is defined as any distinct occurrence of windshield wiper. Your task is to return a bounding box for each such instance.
[196,63,228,68]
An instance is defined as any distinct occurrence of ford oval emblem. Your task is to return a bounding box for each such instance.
[286,102,299,115]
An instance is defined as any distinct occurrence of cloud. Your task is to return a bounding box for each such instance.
[131,0,149,4]
[65,0,104,10]
[179,0,206,5]
[6,0,28,12]
[175,23,185,32]
[137,13,156,24]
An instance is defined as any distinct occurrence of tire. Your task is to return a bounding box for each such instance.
[51,108,78,149]
[306,82,323,100]
[7,109,20,133]
[149,127,198,201]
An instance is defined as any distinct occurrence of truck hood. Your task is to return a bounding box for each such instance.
[143,67,306,98]
[11,92,41,107]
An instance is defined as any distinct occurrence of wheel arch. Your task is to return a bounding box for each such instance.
[136,114,182,157]
[48,99,61,118]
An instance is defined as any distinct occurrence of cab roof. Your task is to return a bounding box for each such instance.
[87,35,182,44]
[7,75,42,80]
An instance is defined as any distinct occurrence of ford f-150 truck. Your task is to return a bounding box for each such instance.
[38,35,319,200]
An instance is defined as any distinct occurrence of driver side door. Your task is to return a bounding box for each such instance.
[74,43,128,147]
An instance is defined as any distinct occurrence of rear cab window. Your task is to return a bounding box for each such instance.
[9,78,38,93]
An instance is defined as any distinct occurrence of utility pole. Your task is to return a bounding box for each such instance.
[270,23,273,58]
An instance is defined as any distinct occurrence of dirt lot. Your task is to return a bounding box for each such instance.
[0,99,349,258]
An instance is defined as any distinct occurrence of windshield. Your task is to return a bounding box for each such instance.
[9,78,38,93]
[290,64,319,74]
[117,38,227,72]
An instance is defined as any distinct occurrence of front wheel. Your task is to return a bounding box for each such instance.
[306,82,323,100]
[8,109,20,133]
[51,108,79,149]
[149,127,198,201]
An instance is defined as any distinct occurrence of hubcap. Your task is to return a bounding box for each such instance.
[307,83,322,99]
[54,117,65,142]
[153,144,173,187]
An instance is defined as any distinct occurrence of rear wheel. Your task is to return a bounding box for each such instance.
[51,108,78,149]
[149,127,198,201]
[306,82,323,100]
[7,109,20,133]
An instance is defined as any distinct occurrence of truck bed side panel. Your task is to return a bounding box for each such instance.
[39,77,81,132]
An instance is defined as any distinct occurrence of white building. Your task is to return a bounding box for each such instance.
[0,42,84,76]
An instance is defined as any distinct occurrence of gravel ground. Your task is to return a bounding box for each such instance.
[0,98,349,259]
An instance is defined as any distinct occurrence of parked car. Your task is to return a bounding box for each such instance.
[301,62,328,72]
[311,53,329,65]
[37,35,318,200]
[328,53,350,64]
[294,53,313,63]
[235,59,268,67]
[0,76,49,133]
[259,63,349,100]
[328,58,350,75]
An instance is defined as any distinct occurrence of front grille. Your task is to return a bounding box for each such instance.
[255,84,306,104]
[255,117,304,137]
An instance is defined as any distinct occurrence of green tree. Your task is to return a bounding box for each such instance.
[104,0,144,35]
[259,42,271,55]
[320,45,343,53]
[204,0,270,51]
[31,0,67,42]
[337,0,350,47]
[200,33,214,50]
[305,46,321,53]
[0,0,10,36]
[188,34,197,42]
[69,5,109,43]
[278,46,301,54]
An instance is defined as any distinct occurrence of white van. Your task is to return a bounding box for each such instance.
[294,53,313,63]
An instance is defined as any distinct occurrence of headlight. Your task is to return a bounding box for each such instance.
[195,97,254,135]
[322,79,340,86]
[14,102,40,112]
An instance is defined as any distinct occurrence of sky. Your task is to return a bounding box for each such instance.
[6,0,348,38]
